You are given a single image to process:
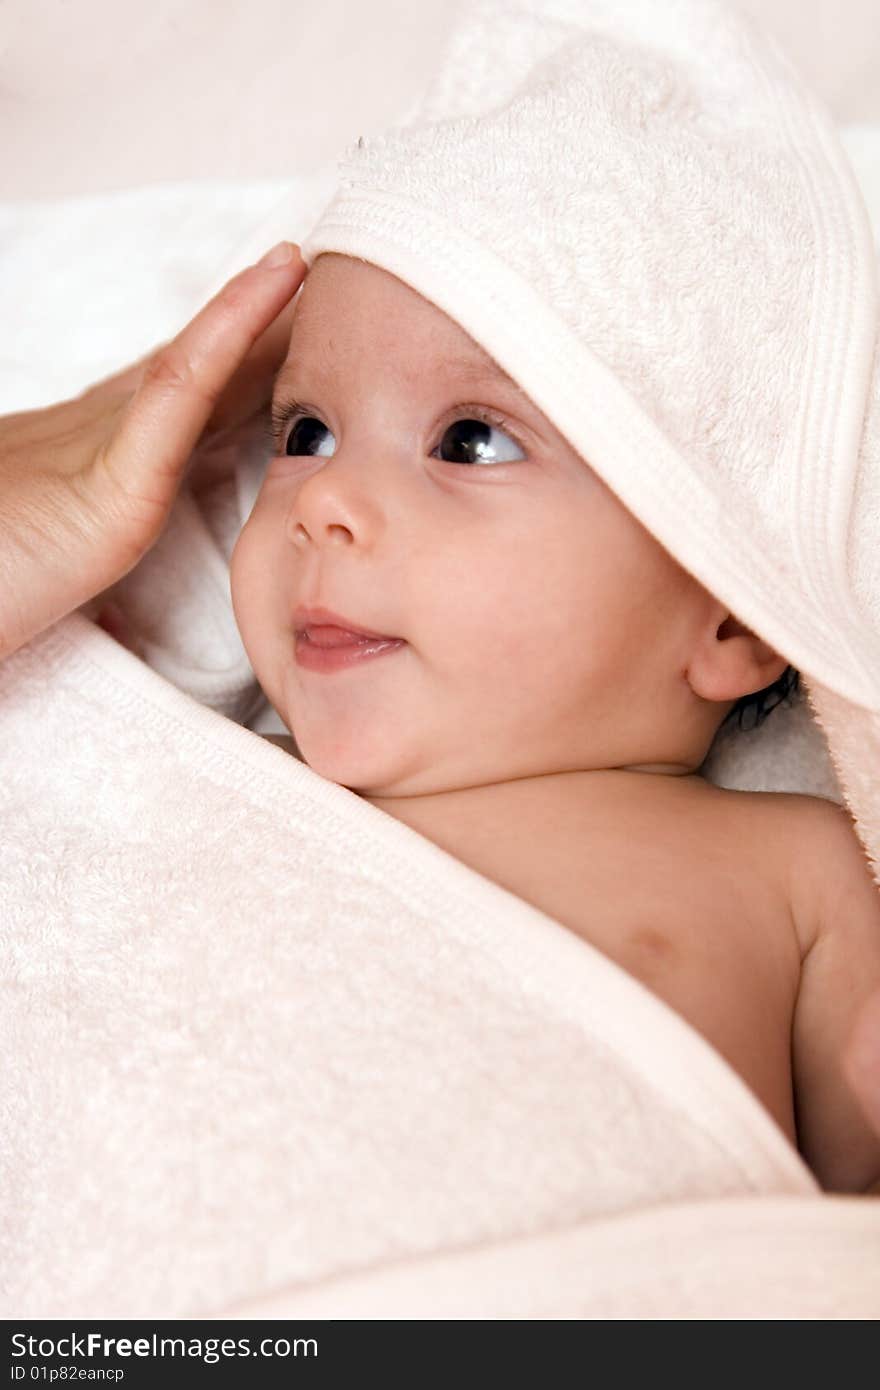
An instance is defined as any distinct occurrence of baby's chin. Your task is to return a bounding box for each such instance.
[283,716,417,798]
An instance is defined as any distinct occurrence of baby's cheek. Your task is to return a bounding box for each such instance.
[229,525,259,628]
[229,522,277,654]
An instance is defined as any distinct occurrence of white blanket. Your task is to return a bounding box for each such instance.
[0,610,839,1320]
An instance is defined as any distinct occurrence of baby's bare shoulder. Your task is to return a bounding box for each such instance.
[759,791,870,958]
[686,784,831,902]
[693,785,848,945]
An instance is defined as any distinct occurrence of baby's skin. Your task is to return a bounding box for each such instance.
[231,252,880,1195]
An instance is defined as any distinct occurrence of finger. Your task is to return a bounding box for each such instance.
[82,342,171,397]
[204,294,299,434]
[6,252,296,447]
[0,343,175,451]
[97,244,306,504]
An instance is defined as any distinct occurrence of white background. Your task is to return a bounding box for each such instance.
[1,0,879,199]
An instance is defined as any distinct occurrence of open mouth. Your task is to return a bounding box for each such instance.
[299,625,399,649]
[294,628,406,672]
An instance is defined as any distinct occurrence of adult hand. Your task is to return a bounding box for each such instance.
[0,241,305,662]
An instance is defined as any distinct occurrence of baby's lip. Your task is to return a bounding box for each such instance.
[292,603,402,642]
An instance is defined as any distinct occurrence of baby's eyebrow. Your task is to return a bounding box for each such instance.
[438,355,532,401]
[271,352,532,407]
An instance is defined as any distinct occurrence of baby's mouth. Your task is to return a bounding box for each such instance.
[293,626,407,674]
[291,604,403,646]
[299,625,403,649]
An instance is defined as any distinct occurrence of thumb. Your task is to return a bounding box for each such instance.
[95,243,305,525]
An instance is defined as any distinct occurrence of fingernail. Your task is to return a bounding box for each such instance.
[255,240,295,270]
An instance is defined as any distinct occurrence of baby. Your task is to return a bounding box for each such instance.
[229,250,880,1196]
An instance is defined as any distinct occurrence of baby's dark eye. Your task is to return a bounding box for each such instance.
[278,411,525,466]
[432,417,524,466]
[284,416,335,459]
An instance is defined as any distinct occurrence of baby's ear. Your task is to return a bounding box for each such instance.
[686,612,788,703]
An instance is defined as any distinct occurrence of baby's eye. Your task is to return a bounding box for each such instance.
[432,414,525,467]
[282,416,335,459]
[274,408,525,466]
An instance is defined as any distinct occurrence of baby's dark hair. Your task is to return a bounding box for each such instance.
[718,665,800,733]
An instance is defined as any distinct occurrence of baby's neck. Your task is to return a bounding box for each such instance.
[351,768,716,922]
[359,764,708,838]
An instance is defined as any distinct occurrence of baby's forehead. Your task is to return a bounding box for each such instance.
[287,252,536,402]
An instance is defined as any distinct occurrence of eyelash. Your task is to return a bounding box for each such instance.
[263,399,525,462]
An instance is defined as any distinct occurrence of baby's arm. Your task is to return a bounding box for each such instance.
[843,989,880,1196]
[789,798,880,1193]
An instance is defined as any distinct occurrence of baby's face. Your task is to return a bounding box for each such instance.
[230,252,716,798]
